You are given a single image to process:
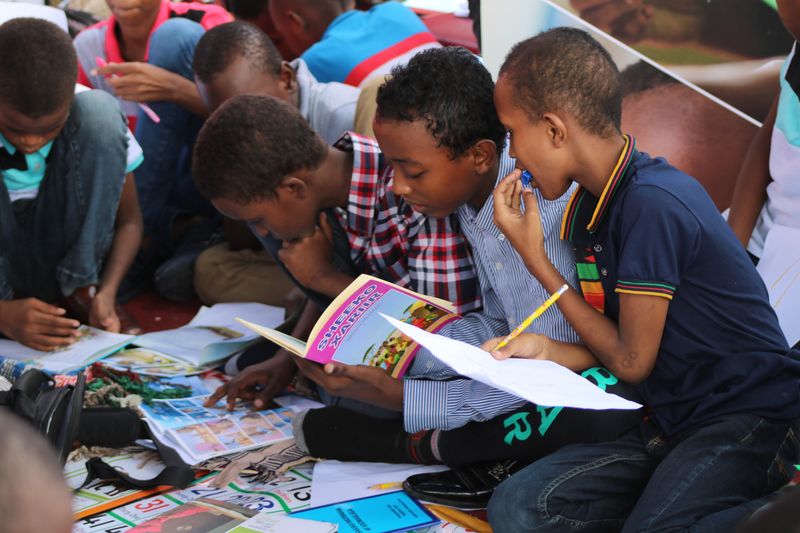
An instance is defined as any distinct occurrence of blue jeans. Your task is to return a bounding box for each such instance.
[133,17,212,243]
[0,90,128,302]
[488,413,800,532]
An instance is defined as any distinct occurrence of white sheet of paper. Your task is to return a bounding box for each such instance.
[757,224,800,347]
[309,460,449,508]
[382,315,641,410]
[189,302,285,332]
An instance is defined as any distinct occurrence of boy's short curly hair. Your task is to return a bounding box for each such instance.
[193,94,327,203]
[500,27,622,138]
[193,21,282,84]
[375,46,506,158]
[0,18,77,117]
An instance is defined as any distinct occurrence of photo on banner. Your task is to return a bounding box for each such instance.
[509,0,765,211]
[550,0,793,122]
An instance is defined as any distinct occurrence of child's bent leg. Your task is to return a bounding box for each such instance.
[40,91,127,299]
[487,426,655,533]
[436,374,643,466]
[622,414,800,533]
[133,17,208,249]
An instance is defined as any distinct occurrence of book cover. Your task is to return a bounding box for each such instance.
[290,491,438,533]
[239,275,460,379]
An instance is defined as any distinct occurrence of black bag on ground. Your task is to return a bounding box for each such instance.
[0,368,194,490]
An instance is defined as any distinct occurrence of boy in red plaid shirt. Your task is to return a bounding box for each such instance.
[192,93,480,414]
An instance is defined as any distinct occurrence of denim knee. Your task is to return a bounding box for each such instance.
[70,90,129,151]
[148,18,204,78]
[488,469,552,532]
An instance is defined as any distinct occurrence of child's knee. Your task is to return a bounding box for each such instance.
[71,90,128,146]
[148,18,205,72]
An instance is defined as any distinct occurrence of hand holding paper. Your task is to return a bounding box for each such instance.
[382,315,641,410]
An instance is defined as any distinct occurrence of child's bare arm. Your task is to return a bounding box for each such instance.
[90,173,143,331]
[727,94,779,247]
[96,62,208,117]
[493,173,667,383]
[279,213,355,297]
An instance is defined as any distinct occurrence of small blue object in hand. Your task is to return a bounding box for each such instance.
[520,170,533,188]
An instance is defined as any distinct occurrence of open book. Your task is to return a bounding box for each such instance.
[238,275,460,379]
[139,395,295,465]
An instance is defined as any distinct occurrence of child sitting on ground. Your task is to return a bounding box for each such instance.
[74,0,232,302]
[268,0,440,86]
[0,18,143,349]
[192,94,480,416]
[486,27,800,532]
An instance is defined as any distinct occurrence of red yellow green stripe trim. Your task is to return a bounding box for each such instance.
[560,134,636,240]
[615,280,675,300]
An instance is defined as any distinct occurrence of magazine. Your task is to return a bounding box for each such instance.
[290,491,438,533]
[139,395,294,464]
[238,275,460,379]
[128,498,256,532]
[133,303,285,366]
[103,347,209,377]
[0,325,133,374]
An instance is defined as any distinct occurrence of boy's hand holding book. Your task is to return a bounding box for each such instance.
[294,358,404,411]
[0,298,80,351]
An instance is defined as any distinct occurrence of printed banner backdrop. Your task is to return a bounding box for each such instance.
[552,0,793,122]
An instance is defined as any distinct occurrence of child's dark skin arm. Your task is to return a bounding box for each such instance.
[279,213,356,298]
[96,63,208,117]
[493,173,668,383]
[204,301,322,410]
[727,94,779,248]
[0,299,80,351]
[90,173,143,332]
[294,357,404,411]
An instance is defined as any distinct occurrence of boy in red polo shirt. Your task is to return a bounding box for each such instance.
[74,0,232,302]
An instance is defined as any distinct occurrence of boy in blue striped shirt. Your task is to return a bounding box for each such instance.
[291,47,643,509]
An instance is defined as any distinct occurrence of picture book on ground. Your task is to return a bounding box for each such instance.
[139,395,295,464]
[0,325,133,374]
[128,498,257,532]
[134,303,285,366]
[238,275,460,379]
[103,347,209,377]
[290,491,439,533]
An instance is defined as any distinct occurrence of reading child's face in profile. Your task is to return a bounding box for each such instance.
[211,190,318,242]
[374,118,494,218]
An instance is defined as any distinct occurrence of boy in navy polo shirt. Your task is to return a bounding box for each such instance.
[486,28,800,532]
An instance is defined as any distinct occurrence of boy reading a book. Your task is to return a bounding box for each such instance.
[0,18,144,350]
[486,28,800,531]
[288,46,642,509]
[192,94,480,414]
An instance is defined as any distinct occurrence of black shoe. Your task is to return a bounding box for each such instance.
[403,460,525,509]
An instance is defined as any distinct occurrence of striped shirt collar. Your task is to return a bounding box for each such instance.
[560,134,636,241]
[458,143,516,236]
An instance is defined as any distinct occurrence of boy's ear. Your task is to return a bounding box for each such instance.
[278,175,309,200]
[279,61,298,95]
[468,139,498,174]
[542,112,568,148]
[287,10,307,30]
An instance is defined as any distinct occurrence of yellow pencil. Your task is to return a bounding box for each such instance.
[425,504,493,533]
[368,481,403,490]
[493,284,569,350]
